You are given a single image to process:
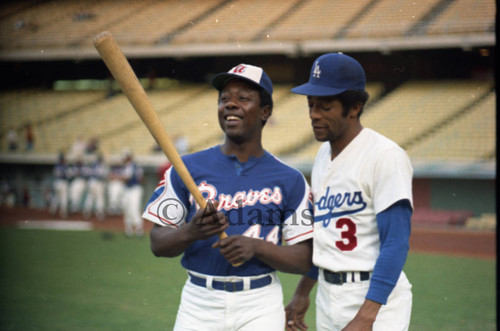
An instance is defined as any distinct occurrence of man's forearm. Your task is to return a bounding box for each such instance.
[255,240,313,274]
[149,224,194,257]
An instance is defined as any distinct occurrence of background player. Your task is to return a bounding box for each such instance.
[49,151,69,219]
[68,154,89,215]
[143,64,313,330]
[83,153,108,221]
[107,159,125,216]
[122,149,144,237]
[285,53,413,330]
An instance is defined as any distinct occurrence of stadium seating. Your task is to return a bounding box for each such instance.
[0,0,494,50]
[344,0,442,38]
[96,0,224,47]
[261,0,373,41]
[361,80,494,150]
[407,91,495,162]
[1,0,154,49]
[0,1,495,165]
[6,80,494,164]
[0,90,106,151]
[426,0,496,35]
[169,0,296,45]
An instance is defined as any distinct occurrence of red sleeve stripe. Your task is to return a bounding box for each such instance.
[285,229,313,242]
[146,211,180,228]
[155,180,166,190]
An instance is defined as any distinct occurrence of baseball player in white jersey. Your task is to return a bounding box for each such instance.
[83,154,109,221]
[285,53,413,331]
[142,64,313,330]
[49,152,69,219]
[122,149,144,237]
[107,161,125,216]
[68,155,90,214]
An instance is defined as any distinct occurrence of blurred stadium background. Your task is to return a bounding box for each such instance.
[0,0,496,230]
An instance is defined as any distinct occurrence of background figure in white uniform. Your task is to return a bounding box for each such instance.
[107,161,125,216]
[68,156,89,214]
[49,152,69,218]
[121,150,144,237]
[83,154,108,220]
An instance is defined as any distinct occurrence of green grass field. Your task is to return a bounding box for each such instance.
[0,227,496,330]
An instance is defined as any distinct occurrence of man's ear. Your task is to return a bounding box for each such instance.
[260,105,272,123]
[349,102,362,118]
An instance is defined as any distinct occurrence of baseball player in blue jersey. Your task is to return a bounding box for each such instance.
[49,152,69,219]
[285,53,413,331]
[143,64,313,330]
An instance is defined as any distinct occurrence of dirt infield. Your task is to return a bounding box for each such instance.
[0,207,495,259]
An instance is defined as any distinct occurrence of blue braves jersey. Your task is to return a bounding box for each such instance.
[143,146,313,277]
[53,163,68,180]
[67,162,90,181]
[123,162,143,187]
[88,160,108,181]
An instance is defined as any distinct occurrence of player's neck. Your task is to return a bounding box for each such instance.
[220,139,264,163]
[329,124,363,160]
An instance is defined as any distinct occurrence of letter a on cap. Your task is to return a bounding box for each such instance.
[231,64,246,74]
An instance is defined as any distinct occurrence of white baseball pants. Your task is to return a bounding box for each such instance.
[107,180,124,215]
[174,272,285,331]
[69,178,86,213]
[123,185,143,236]
[49,179,68,218]
[83,179,106,220]
[316,271,412,331]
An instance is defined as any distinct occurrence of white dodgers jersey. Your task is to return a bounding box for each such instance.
[311,128,413,272]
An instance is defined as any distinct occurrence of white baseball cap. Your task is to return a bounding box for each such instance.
[211,63,273,97]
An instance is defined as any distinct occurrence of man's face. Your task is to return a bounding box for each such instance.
[307,95,350,142]
[218,79,269,143]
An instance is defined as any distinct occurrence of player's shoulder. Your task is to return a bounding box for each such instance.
[180,146,219,164]
[263,151,306,178]
[361,129,411,166]
[362,128,405,152]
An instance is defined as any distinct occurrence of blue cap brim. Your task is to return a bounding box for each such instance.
[211,73,240,91]
[291,83,348,96]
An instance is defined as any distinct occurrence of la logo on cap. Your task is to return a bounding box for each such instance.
[312,61,321,78]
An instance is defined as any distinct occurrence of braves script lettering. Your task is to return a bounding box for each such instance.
[198,181,283,210]
[315,187,367,227]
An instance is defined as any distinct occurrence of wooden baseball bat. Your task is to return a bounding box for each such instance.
[93,31,229,241]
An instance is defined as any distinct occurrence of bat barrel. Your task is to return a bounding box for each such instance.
[93,31,207,210]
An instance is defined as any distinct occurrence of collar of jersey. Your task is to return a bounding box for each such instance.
[215,145,269,175]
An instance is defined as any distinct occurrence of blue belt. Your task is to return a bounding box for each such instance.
[188,273,272,292]
[323,270,370,285]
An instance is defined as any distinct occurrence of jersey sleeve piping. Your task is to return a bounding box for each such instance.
[284,229,313,244]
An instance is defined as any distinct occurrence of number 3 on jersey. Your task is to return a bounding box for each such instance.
[336,218,358,251]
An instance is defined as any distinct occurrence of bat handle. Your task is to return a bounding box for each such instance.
[213,213,243,267]
[199,197,242,266]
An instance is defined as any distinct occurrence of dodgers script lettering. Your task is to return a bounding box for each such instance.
[315,187,367,227]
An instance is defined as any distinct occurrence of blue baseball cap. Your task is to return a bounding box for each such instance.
[291,53,365,96]
[211,64,273,97]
